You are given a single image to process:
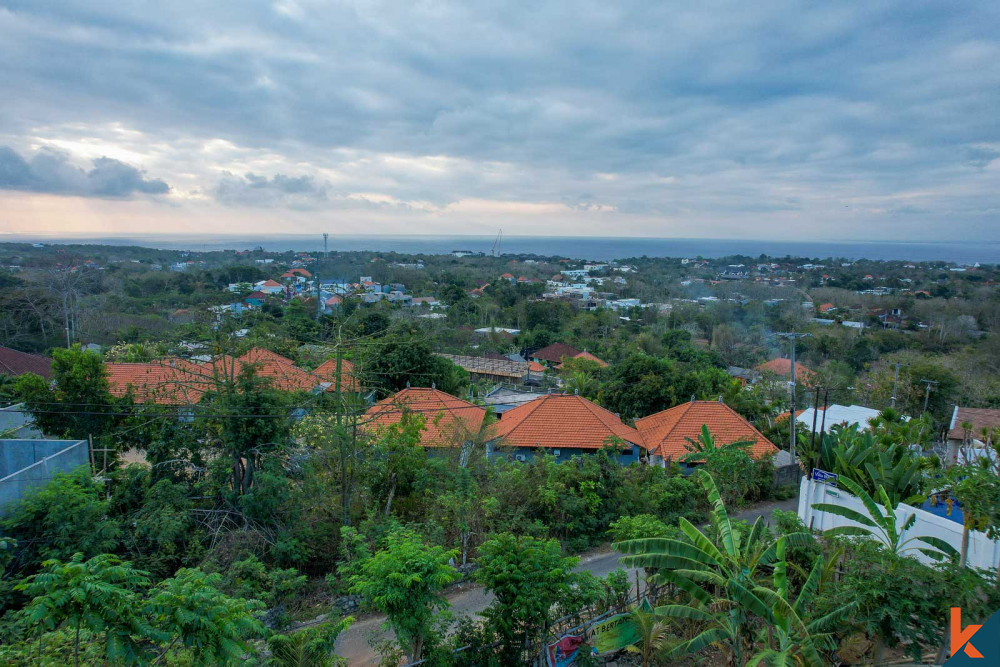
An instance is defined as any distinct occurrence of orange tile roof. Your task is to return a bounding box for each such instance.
[500,273,514,279]
[364,388,486,447]
[260,279,282,287]
[571,351,608,367]
[818,303,836,312]
[107,348,327,405]
[236,348,324,392]
[314,358,360,392]
[106,361,207,405]
[756,358,816,380]
[635,400,778,461]
[527,361,546,373]
[488,394,641,450]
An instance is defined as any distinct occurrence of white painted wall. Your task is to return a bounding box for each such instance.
[797,476,1000,571]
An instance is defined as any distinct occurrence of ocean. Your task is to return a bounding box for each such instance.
[5,234,998,264]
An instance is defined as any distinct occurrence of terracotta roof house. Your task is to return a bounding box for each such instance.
[364,388,486,453]
[817,303,837,313]
[106,348,328,406]
[531,343,582,367]
[756,358,817,384]
[557,350,608,369]
[106,361,207,405]
[486,393,643,464]
[313,358,360,392]
[0,346,53,379]
[636,400,778,468]
[946,406,1000,465]
[236,348,326,392]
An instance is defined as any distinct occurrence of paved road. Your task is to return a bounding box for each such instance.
[334,497,799,665]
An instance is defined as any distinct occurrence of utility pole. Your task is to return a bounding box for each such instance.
[921,379,939,415]
[777,332,809,462]
[890,362,901,408]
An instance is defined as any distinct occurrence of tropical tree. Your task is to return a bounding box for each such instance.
[624,608,676,667]
[348,529,458,661]
[804,424,924,505]
[749,538,856,665]
[265,618,354,667]
[947,465,1000,568]
[16,553,152,667]
[475,533,580,664]
[812,476,957,560]
[682,424,755,455]
[145,568,267,665]
[614,470,812,664]
[15,344,121,439]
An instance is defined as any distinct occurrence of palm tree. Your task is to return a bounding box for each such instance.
[682,424,755,456]
[614,470,812,664]
[625,608,677,667]
[812,476,957,560]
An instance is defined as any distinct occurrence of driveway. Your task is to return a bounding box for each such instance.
[334,496,800,665]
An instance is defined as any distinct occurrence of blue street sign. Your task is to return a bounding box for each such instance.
[812,468,838,486]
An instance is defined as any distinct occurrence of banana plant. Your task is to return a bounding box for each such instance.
[812,476,957,560]
[614,470,813,665]
[748,538,857,666]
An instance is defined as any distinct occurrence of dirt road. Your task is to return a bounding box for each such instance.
[334,497,799,665]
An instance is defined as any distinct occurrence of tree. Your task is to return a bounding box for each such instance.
[624,608,676,667]
[2,468,120,571]
[16,344,120,438]
[17,553,151,667]
[813,476,957,560]
[348,529,458,661]
[749,538,856,665]
[145,568,267,666]
[266,619,354,667]
[475,533,580,663]
[359,327,469,397]
[948,465,1000,569]
[201,363,294,495]
[682,424,755,454]
[615,470,812,665]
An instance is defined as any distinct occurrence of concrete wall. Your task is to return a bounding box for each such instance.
[773,463,802,488]
[0,439,90,512]
[0,404,43,439]
[486,441,642,465]
[797,476,1000,570]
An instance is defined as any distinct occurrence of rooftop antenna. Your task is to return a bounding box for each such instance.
[323,232,329,258]
[491,228,502,257]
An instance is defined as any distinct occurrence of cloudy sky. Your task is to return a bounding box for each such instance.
[1,1,998,241]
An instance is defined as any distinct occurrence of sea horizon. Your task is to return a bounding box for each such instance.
[1,233,997,264]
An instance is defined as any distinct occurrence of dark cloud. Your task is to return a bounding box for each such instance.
[0,1,998,237]
[215,171,327,207]
[0,146,169,197]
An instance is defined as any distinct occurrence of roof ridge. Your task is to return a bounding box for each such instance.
[578,395,637,435]
[498,393,551,436]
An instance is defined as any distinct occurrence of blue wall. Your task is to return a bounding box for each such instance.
[0,439,90,513]
[487,442,642,465]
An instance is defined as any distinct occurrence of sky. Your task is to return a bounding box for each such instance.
[1,1,999,241]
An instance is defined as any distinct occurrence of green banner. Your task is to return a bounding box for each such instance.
[589,598,652,654]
